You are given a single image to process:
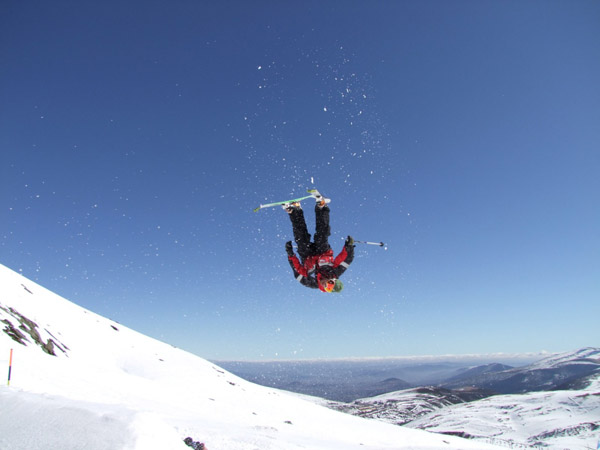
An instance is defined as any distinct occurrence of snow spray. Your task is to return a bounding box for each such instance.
[7,348,13,386]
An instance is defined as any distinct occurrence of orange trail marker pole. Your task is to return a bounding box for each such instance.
[7,349,13,386]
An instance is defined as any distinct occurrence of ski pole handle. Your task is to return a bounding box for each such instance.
[354,240,386,247]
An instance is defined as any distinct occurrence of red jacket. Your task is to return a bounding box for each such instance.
[287,245,354,291]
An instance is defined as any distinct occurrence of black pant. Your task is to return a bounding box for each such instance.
[289,205,331,262]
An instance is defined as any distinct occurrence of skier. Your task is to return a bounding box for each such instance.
[284,196,355,293]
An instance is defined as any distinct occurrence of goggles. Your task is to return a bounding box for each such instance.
[323,278,336,293]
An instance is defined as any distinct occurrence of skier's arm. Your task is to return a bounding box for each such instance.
[332,236,355,277]
[286,241,318,289]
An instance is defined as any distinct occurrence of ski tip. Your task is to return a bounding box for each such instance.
[253,206,261,212]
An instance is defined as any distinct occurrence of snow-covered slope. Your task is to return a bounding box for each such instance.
[441,348,600,394]
[327,387,491,427]
[526,347,600,371]
[407,375,600,449]
[0,263,501,450]
[322,351,600,449]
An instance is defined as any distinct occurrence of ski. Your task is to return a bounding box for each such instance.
[253,193,313,212]
[253,189,329,212]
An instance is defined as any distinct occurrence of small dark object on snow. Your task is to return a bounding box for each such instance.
[184,437,206,450]
[21,284,33,294]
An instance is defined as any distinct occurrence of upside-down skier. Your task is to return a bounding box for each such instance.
[284,193,355,293]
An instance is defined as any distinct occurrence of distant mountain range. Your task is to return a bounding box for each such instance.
[440,347,600,394]
[218,354,542,402]
[224,347,600,401]
[442,363,513,385]
[323,348,600,449]
[282,377,412,403]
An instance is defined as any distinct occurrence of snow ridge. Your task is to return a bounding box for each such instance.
[324,352,600,449]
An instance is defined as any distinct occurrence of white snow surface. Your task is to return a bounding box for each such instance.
[0,264,502,450]
[525,347,600,370]
[406,379,600,450]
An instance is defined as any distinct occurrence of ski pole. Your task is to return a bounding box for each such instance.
[354,240,386,247]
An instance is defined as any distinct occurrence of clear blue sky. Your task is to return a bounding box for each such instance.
[2,1,599,360]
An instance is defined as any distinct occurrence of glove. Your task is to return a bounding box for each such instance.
[285,241,294,256]
[345,235,355,247]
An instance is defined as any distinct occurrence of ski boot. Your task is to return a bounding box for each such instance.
[308,189,331,208]
[316,197,331,208]
[282,202,301,214]
[312,191,331,208]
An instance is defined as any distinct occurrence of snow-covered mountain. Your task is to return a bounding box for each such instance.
[441,348,600,394]
[407,374,600,449]
[324,351,600,449]
[326,386,492,426]
[442,363,513,385]
[0,263,501,450]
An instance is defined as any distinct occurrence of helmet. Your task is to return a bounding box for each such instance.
[332,279,343,293]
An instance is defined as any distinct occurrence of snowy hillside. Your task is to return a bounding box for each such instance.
[327,386,492,426]
[407,375,600,449]
[324,352,600,449]
[0,263,501,450]
[526,347,600,371]
[441,347,600,394]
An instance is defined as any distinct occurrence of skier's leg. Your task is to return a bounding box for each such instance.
[313,204,331,254]
[289,208,312,260]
